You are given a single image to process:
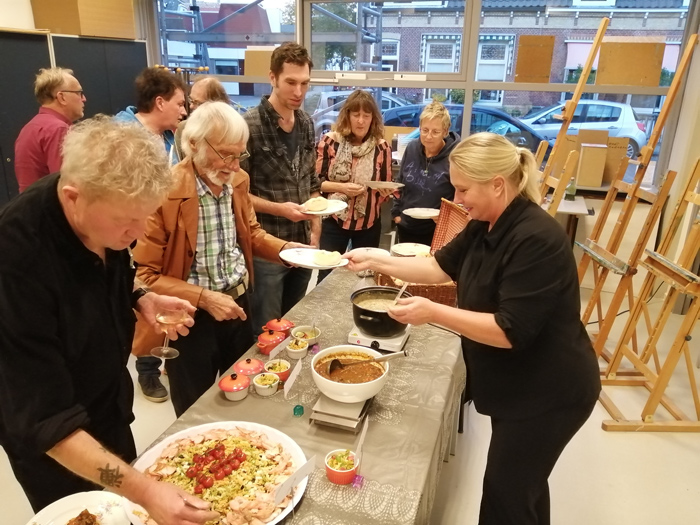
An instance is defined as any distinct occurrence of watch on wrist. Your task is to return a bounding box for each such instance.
[131,286,152,309]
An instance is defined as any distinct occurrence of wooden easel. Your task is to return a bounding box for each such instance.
[575,33,698,357]
[540,150,580,218]
[598,161,700,431]
[539,18,609,190]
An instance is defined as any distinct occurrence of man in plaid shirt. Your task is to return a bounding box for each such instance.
[132,102,297,417]
[242,42,321,334]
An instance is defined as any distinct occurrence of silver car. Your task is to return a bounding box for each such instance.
[520,100,648,158]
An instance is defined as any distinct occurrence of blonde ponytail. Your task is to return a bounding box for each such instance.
[449,133,540,204]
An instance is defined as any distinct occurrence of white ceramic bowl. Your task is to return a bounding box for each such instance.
[311,345,389,404]
[223,389,249,401]
[253,373,280,397]
[286,339,309,360]
[291,325,321,345]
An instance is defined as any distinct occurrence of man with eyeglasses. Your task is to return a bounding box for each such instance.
[15,67,86,193]
[131,102,298,417]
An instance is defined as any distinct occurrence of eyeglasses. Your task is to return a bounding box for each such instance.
[204,138,250,163]
[58,90,85,98]
[420,128,444,138]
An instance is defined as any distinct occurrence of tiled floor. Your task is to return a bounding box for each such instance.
[3,203,699,524]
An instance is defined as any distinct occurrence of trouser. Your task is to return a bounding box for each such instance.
[135,355,162,378]
[167,293,254,417]
[396,222,435,248]
[478,398,597,525]
[317,217,382,283]
[251,258,312,336]
[5,423,136,513]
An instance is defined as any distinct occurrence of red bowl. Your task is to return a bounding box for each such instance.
[324,449,358,485]
[265,359,291,382]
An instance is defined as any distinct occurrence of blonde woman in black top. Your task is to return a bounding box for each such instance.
[345,132,600,525]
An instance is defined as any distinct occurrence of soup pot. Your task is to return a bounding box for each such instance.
[311,345,389,403]
[350,286,411,338]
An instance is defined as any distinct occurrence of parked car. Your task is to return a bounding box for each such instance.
[305,89,411,115]
[383,103,550,155]
[520,100,647,158]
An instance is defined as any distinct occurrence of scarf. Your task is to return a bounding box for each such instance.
[327,132,377,221]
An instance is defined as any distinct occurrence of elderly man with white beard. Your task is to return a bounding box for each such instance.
[131,101,298,416]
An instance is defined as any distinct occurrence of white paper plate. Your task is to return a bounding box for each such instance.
[390,242,432,257]
[301,199,348,216]
[403,207,440,219]
[352,247,391,257]
[123,421,308,525]
[28,491,128,525]
[365,181,404,190]
[280,248,350,270]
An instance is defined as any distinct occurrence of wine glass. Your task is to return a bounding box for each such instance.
[150,309,188,359]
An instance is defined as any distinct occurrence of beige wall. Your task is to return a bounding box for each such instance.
[0,0,35,30]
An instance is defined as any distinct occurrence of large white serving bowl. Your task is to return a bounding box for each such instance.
[311,345,389,403]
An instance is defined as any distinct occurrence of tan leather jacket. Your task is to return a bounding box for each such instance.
[131,159,287,356]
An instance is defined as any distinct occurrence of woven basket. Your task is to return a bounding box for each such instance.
[376,199,470,306]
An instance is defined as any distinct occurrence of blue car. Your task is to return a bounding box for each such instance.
[383,103,550,155]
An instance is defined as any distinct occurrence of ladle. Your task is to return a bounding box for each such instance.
[328,348,408,376]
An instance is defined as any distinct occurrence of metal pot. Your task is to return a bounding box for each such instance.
[350,286,411,338]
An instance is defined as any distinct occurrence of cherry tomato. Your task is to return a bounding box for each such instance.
[206,454,217,463]
[237,452,247,462]
[202,475,214,488]
[233,447,242,457]
[231,459,241,470]
[214,470,226,480]
[194,464,203,473]
[194,484,203,494]
[209,461,221,473]
[186,467,198,479]
[226,453,237,463]
[193,454,205,464]
[222,464,233,475]
[213,449,225,460]
[215,443,225,451]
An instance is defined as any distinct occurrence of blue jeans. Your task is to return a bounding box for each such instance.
[251,257,312,336]
[135,355,162,378]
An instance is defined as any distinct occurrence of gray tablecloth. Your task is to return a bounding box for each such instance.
[145,268,466,525]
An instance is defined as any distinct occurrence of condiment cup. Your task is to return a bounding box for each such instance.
[325,449,358,485]
[253,373,280,397]
[286,338,309,360]
[291,325,321,345]
[264,359,292,382]
[218,373,250,401]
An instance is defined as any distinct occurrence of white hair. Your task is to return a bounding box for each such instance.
[181,101,249,157]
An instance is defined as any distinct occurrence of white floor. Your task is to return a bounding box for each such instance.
[4,214,700,524]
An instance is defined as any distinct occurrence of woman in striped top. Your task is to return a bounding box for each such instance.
[315,90,394,282]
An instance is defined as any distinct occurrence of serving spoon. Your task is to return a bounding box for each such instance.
[327,348,408,376]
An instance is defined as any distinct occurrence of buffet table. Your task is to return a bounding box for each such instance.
[144,268,466,525]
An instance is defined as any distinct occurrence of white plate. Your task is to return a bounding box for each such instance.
[364,181,404,190]
[353,247,391,257]
[28,491,128,525]
[280,248,350,270]
[301,199,348,216]
[403,207,440,219]
[390,242,432,257]
[123,421,308,525]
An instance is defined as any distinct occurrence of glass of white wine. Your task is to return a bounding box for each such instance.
[150,309,189,359]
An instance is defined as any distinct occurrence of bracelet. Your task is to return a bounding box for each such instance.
[131,287,152,309]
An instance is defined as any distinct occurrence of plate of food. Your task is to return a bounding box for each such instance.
[27,491,128,525]
[301,197,348,216]
[390,243,432,257]
[123,422,307,525]
[364,181,404,190]
[280,248,350,270]
[403,207,440,219]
